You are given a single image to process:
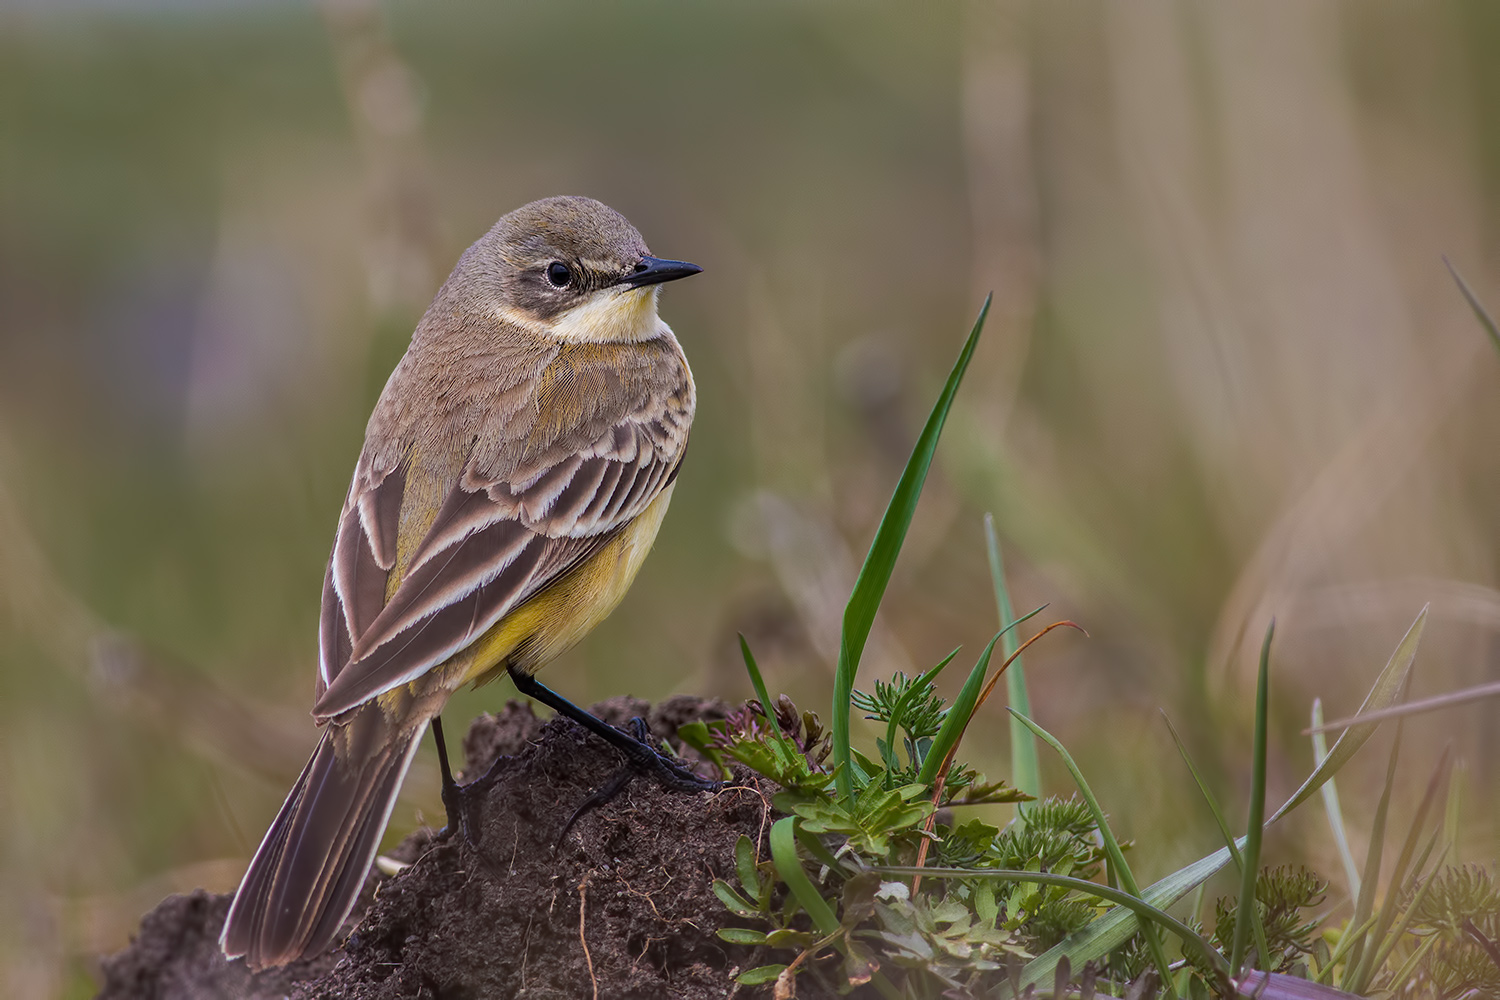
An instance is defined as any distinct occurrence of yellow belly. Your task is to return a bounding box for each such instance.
[448,482,676,688]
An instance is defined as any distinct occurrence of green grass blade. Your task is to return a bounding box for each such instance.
[915,648,963,687]
[985,513,1040,800]
[1311,698,1361,899]
[1443,757,1464,855]
[1019,839,1243,990]
[1378,747,1451,914]
[739,634,788,743]
[770,819,905,1000]
[1349,749,1451,991]
[1010,709,1178,998]
[1008,711,1142,891]
[1230,623,1274,974]
[1163,712,1241,862]
[1163,711,1271,967]
[878,866,1231,985]
[1340,721,1402,992]
[1190,881,1207,931]
[1362,836,1447,990]
[916,632,1001,785]
[1445,256,1500,356]
[1016,612,1418,992]
[795,823,848,875]
[1315,911,1381,985]
[1383,926,1440,995]
[1270,606,1427,823]
[832,295,992,800]
[769,816,839,935]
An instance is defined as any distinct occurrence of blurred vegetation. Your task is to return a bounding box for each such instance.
[1,1,1498,997]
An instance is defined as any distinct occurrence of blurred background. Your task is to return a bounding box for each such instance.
[2,1,1498,995]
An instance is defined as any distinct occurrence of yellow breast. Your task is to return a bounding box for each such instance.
[449,481,677,688]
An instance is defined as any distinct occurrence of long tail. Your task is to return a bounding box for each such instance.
[220,708,425,969]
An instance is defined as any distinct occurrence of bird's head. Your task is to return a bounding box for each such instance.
[460,195,701,343]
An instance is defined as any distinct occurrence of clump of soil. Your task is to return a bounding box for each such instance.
[96,696,798,1000]
[93,890,340,1000]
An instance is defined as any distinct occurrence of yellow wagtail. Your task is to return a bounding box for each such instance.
[220,196,708,969]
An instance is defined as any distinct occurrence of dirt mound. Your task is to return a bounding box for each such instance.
[94,889,338,1000]
[95,697,807,1000]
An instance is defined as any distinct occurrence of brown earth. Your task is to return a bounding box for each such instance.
[93,696,837,1000]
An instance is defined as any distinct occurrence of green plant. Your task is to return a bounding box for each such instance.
[1209,867,1327,974]
[1402,864,1500,999]
[686,297,1497,999]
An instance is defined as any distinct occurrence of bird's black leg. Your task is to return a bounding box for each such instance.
[431,715,471,842]
[509,668,720,842]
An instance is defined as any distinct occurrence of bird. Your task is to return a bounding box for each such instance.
[219,196,710,970]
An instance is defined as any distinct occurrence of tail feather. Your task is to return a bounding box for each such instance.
[221,710,425,969]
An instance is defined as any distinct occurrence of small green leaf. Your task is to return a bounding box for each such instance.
[1310,698,1361,898]
[763,928,820,949]
[931,896,970,924]
[878,865,1230,986]
[974,880,999,926]
[717,927,768,945]
[735,834,760,903]
[843,938,880,985]
[841,872,881,929]
[735,964,787,985]
[675,720,713,754]
[713,879,760,919]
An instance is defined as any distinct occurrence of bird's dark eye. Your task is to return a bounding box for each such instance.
[546,262,573,288]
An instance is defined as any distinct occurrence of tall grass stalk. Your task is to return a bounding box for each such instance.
[1229,622,1273,974]
[831,296,991,800]
[985,513,1040,800]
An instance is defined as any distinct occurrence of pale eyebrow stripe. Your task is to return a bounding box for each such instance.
[490,302,552,334]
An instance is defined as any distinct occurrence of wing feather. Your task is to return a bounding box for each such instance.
[327,534,554,701]
[323,495,387,687]
[349,517,538,660]
[406,483,516,578]
[317,562,351,700]
[318,463,407,695]
[356,464,404,572]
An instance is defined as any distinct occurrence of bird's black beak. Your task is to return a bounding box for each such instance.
[622,256,703,288]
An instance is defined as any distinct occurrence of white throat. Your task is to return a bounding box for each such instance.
[550,286,665,343]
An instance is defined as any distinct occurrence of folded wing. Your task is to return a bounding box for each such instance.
[312,342,692,720]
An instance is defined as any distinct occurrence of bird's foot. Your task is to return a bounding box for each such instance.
[619,715,723,794]
[431,715,483,845]
[438,772,481,846]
